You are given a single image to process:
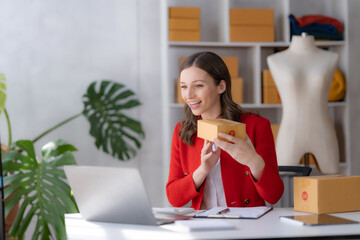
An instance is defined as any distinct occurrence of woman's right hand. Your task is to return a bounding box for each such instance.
[192,140,221,190]
[200,140,221,173]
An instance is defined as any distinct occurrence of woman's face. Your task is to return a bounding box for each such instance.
[180,66,225,120]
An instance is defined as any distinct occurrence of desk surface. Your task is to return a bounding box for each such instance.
[65,208,360,240]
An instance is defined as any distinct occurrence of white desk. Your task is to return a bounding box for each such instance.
[65,208,360,240]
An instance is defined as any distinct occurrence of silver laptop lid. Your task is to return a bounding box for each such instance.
[64,165,157,226]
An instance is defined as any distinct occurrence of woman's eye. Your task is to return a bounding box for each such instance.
[180,85,187,89]
[195,84,203,88]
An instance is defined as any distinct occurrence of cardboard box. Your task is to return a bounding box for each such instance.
[169,30,200,41]
[222,57,239,78]
[262,69,276,87]
[231,77,243,104]
[262,87,281,103]
[169,7,200,19]
[270,124,280,142]
[176,78,185,104]
[229,8,274,42]
[294,175,360,214]
[198,119,246,142]
[262,70,281,103]
[230,26,274,42]
[169,18,200,31]
[230,8,274,25]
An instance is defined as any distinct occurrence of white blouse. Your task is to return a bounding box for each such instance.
[200,144,227,209]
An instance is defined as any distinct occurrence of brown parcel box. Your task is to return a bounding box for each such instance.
[169,7,200,19]
[230,8,274,25]
[169,18,200,31]
[169,30,200,42]
[222,57,239,78]
[176,78,185,104]
[198,119,246,142]
[229,8,274,42]
[231,77,243,104]
[230,25,274,42]
[294,175,360,214]
[262,70,281,104]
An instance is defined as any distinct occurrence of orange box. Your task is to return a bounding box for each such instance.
[231,77,243,104]
[176,78,185,104]
[198,119,246,142]
[262,69,276,87]
[230,26,274,42]
[169,18,200,31]
[230,8,274,25]
[262,70,280,103]
[169,7,200,19]
[262,87,281,104]
[222,57,239,78]
[270,124,280,142]
[294,175,360,214]
[169,30,200,41]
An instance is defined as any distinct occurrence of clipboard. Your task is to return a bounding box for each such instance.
[194,206,272,219]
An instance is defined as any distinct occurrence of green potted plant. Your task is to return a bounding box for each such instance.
[0,73,145,239]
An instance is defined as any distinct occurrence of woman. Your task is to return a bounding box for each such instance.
[166,51,284,210]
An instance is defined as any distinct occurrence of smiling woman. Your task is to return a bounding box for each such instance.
[179,66,225,120]
[166,51,284,210]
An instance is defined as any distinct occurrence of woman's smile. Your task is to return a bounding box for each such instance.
[188,100,202,109]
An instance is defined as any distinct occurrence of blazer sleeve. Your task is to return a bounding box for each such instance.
[166,123,203,207]
[249,117,284,204]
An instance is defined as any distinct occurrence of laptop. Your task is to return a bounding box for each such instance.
[64,165,190,225]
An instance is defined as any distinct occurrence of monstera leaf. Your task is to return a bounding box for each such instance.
[3,139,78,240]
[82,80,145,160]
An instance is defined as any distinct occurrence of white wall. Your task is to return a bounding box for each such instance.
[0,0,163,219]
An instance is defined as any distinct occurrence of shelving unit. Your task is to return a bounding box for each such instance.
[161,0,351,205]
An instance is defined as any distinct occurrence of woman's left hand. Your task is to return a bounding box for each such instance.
[213,133,265,181]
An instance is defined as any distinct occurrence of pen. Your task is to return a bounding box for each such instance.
[217,208,230,215]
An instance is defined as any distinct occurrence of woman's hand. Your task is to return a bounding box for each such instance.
[213,133,265,181]
[192,140,221,190]
[200,140,221,173]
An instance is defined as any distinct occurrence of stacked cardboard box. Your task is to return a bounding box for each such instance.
[176,56,243,104]
[230,8,274,42]
[169,7,201,41]
[262,69,281,104]
[222,57,243,104]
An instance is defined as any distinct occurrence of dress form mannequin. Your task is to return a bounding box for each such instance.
[267,33,339,173]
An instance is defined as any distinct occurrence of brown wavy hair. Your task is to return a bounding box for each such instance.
[179,51,248,145]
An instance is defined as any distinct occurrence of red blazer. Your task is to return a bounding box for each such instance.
[166,114,284,210]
